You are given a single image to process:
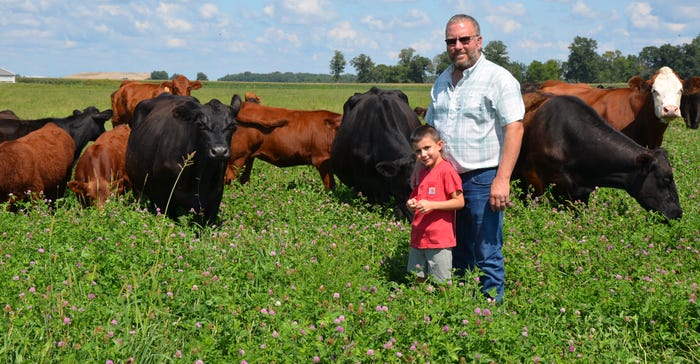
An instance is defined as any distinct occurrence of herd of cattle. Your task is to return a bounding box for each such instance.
[0,67,699,224]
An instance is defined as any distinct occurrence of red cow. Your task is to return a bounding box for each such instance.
[244,92,262,103]
[225,98,342,190]
[67,124,131,207]
[110,74,202,126]
[0,123,76,205]
[536,66,700,148]
[413,106,427,118]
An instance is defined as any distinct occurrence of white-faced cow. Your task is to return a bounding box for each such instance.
[125,94,240,225]
[331,87,421,218]
[516,92,682,220]
[535,67,700,148]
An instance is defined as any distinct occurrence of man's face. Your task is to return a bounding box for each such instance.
[446,20,482,70]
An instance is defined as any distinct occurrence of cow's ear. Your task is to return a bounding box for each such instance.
[191,81,203,90]
[628,76,649,92]
[67,181,87,195]
[230,94,243,113]
[173,102,201,121]
[635,152,654,172]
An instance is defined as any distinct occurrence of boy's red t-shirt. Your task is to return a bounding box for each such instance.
[409,159,463,249]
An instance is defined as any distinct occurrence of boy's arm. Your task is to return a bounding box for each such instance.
[414,190,464,214]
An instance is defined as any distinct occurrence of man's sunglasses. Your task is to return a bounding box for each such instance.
[445,35,480,47]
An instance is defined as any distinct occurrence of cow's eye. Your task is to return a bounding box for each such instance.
[196,121,210,131]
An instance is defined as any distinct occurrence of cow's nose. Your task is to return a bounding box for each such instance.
[663,105,681,117]
[209,145,230,159]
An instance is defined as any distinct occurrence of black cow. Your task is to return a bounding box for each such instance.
[0,109,19,120]
[125,94,240,225]
[516,92,682,220]
[331,87,421,218]
[681,92,700,129]
[0,107,113,161]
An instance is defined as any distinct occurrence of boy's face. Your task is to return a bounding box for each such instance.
[412,136,443,169]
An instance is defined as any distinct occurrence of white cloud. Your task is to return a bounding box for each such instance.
[166,38,186,48]
[361,15,388,31]
[404,9,431,28]
[164,18,193,32]
[572,0,596,18]
[200,4,219,19]
[281,0,328,17]
[493,2,526,16]
[328,21,357,42]
[134,21,150,32]
[256,27,301,48]
[625,2,659,29]
[485,15,521,34]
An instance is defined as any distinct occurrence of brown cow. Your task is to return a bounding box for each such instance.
[413,106,427,118]
[535,66,700,148]
[225,97,342,190]
[0,123,76,205]
[110,74,202,126]
[244,92,262,103]
[67,124,131,207]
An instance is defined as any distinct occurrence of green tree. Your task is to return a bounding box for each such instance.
[407,55,432,83]
[525,60,561,82]
[482,40,510,68]
[432,52,451,77]
[398,48,415,67]
[329,50,346,82]
[150,70,168,80]
[564,36,601,82]
[196,72,208,81]
[374,64,402,83]
[350,54,375,83]
[504,61,526,82]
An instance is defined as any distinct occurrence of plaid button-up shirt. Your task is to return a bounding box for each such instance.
[425,55,524,174]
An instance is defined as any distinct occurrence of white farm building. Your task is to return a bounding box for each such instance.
[0,67,16,83]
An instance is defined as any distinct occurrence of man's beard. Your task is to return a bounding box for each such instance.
[452,49,479,70]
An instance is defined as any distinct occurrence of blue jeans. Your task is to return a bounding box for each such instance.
[455,167,504,302]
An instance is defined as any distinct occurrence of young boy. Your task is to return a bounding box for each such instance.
[406,125,464,283]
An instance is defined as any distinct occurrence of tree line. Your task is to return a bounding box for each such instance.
[159,34,700,84]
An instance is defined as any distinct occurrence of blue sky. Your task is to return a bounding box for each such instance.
[1,0,699,79]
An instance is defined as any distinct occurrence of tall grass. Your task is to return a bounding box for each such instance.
[0,80,698,362]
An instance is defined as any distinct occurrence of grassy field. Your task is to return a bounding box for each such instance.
[0,80,698,363]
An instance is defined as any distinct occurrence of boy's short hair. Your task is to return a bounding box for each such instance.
[410,124,442,145]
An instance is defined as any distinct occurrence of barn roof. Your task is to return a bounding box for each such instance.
[0,67,15,76]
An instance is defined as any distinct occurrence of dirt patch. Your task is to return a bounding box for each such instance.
[64,72,150,80]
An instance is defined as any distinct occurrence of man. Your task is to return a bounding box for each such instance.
[424,14,524,302]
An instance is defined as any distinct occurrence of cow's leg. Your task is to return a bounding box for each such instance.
[239,159,254,184]
[315,159,335,190]
[225,158,248,184]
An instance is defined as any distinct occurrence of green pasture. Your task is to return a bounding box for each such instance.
[0,79,432,119]
[0,80,698,363]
